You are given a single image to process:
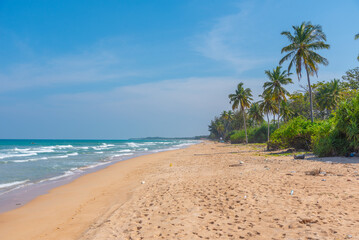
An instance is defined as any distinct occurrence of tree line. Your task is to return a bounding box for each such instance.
[209,22,359,148]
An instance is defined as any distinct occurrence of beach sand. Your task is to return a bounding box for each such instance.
[1,142,359,239]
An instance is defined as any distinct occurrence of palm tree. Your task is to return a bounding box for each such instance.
[220,110,234,137]
[229,83,253,144]
[280,100,294,122]
[263,66,292,128]
[280,22,330,123]
[248,102,264,126]
[315,79,341,117]
[259,94,278,150]
[356,33,359,61]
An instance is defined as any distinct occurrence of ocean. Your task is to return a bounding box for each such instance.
[0,139,198,197]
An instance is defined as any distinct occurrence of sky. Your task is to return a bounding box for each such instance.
[0,0,358,139]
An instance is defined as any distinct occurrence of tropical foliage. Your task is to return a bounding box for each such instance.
[230,123,276,144]
[208,22,359,157]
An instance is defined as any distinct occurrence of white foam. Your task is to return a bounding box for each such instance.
[67,152,78,156]
[51,155,69,159]
[127,142,139,148]
[13,157,48,163]
[75,146,89,150]
[0,180,30,189]
[0,152,37,159]
[117,149,132,153]
[112,153,134,158]
[55,145,74,149]
[41,170,76,182]
[80,161,110,170]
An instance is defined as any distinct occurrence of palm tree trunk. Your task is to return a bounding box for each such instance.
[277,100,281,129]
[267,113,270,151]
[242,109,248,144]
[305,65,314,123]
[273,115,276,127]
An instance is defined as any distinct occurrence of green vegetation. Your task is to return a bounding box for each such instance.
[268,117,322,150]
[230,123,276,144]
[209,21,359,157]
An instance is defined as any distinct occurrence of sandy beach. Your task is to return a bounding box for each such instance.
[1,141,359,239]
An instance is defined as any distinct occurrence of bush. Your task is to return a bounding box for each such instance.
[230,123,275,144]
[269,117,323,151]
[312,94,359,156]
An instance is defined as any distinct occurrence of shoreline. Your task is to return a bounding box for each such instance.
[0,143,196,214]
[0,144,197,240]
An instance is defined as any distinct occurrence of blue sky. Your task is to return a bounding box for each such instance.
[0,0,358,139]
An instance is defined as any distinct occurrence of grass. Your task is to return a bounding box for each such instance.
[264,151,310,157]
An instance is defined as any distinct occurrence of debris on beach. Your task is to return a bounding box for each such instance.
[141,181,145,184]
[305,168,322,176]
[290,190,294,195]
[294,154,305,159]
[239,161,244,165]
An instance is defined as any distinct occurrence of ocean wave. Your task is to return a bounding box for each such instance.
[127,142,139,148]
[13,157,48,163]
[0,180,30,189]
[75,146,89,150]
[51,155,69,159]
[80,161,110,170]
[67,152,78,156]
[39,169,78,182]
[0,152,38,159]
[92,143,115,151]
[111,153,134,158]
[54,145,74,149]
[117,149,132,153]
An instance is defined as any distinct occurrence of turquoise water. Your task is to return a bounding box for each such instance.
[0,139,197,195]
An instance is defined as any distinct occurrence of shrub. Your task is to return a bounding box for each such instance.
[269,117,323,150]
[230,123,275,144]
[312,94,359,156]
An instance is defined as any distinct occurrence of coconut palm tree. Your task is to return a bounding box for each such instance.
[356,33,359,61]
[248,102,264,126]
[263,66,292,128]
[280,22,330,123]
[280,100,294,122]
[229,83,253,144]
[220,110,234,137]
[315,79,341,117]
[259,94,278,150]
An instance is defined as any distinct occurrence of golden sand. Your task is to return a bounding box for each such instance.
[1,142,359,239]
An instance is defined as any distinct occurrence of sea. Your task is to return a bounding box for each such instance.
[0,139,198,208]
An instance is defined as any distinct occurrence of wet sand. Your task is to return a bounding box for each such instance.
[1,142,359,239]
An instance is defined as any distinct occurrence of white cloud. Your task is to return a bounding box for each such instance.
[194,2,270,73]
